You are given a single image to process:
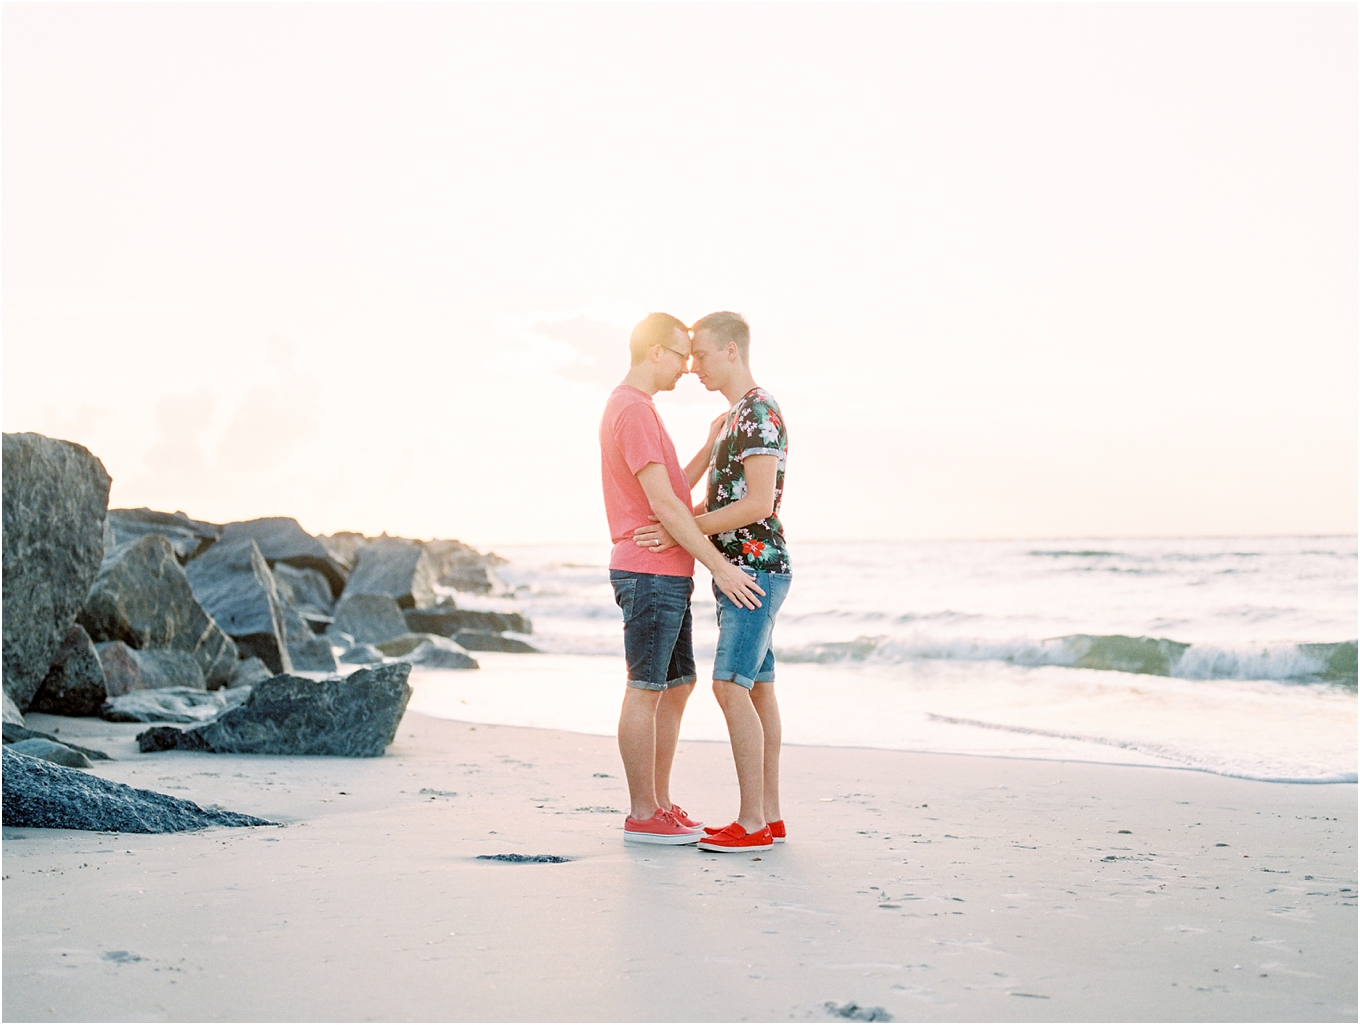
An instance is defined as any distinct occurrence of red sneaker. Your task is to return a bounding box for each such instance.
[671,804,703,829]
[624,808,701,845]
[705,818,785,841]
[697,822,774,853]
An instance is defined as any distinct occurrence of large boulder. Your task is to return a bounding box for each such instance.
[2,433,112,712]
[273,563,335,626]
[30,625,107,716]
[105,508,219,562]
[96,642,206,696]
[103,686,248,724]
[183,538,292,674]
[217,517,347,598]
[375,633,479,669]
[282,606,339,673]
[3,722,110,760]
[423,538,505,594]
[454,630,539,654]
[341,537,436,610]
[1,746,273,832]
[8,737,93,768]
[404,604,532,636]
[78,535,237,688]
[136,663,413,757]
[331,593,409,645]
[318,531,366,572]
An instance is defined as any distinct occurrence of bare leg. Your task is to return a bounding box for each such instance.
[653,682,693,811]
[712,680,766,833]
[749,681,782,823]
[618,687,662,820]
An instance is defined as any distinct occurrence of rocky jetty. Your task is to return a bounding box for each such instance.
[2,746,273,832]
[2,433,111,712]
[137,663,413,757]
[404,604,532,637]
[29,625,107,716]
[78,535,237,688]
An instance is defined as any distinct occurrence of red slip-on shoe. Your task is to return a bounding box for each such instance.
[624,809,701,845]
[707,818,785,840]
[697,822,774,853]
[671,804,703,830]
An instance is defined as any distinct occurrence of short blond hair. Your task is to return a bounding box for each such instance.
[629,312,689,366]
[691,311,749,364]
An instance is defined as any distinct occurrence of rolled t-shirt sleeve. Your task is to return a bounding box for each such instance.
[732,396,786,461]
[614,402,668,476]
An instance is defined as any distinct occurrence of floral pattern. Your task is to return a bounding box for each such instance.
[706,387,790,573]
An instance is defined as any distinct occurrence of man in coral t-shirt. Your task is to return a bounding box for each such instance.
[599,312,765,845]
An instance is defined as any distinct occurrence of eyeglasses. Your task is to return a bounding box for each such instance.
[659,345,692,368]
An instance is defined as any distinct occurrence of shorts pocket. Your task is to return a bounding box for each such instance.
[611,577,637,618]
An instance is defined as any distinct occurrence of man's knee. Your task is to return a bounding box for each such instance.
[712,678,750,708]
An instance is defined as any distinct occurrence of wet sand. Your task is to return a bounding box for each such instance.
[3,710,1355,1022]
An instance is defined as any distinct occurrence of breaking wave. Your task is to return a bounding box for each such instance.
[775,634,1358,685]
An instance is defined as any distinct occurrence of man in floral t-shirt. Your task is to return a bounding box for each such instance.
[634,311,790,854]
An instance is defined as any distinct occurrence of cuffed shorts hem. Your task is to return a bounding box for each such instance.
[627,673,697,692]
[711,669,775,690]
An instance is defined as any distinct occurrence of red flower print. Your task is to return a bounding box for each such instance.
[742,540,766,557]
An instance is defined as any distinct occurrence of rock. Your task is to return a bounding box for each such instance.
[2,722,111,760]
[218,517,347,598]
[102,687,246,724]
[376,633,479,669]
[283,606,339,674]
[273,563,335,614]
[404,604,532,636]
[341,537,436,610]
[105,508,219,562]
[1,746,274,832]
[2,433,112,712]
[8,738,93,768]
[96,642,206,696]
[317,531,367,572]
[136,663,413,757]
[29,625,107,716]
[4,691,24,727]
[78,535,237,688]
[183,538,292,675]
[331,593,409,645]
[227,657,273,688]
[454,630,539,654]
[423,538,504,594]
[338,643,386,666]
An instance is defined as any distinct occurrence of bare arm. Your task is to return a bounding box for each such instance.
[693,454,777,536]
[683,412,728,491]
[635,463,764,609]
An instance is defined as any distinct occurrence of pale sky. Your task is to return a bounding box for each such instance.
[3,3,1355,546]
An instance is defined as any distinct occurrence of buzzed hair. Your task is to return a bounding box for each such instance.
[691,311,750,365]
[629,312,689,366]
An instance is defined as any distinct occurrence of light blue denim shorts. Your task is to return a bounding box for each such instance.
[712,570,791,690]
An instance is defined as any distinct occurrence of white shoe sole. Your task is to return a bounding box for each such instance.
[696,839,775,853]
[624,830,701,845]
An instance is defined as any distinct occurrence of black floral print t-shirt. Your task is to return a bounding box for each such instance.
[705,387,790,574]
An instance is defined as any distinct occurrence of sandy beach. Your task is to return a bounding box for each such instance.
[3,708,1354,1023]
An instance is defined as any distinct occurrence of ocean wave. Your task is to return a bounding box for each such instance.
[774,634,1358,684]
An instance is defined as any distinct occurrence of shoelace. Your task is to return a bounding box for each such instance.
[656,808,682,827]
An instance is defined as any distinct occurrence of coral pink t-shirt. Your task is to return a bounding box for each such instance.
[599,385,696,577]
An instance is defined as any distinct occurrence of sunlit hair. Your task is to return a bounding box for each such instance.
[628,312,689,366]
[690,311,750,365]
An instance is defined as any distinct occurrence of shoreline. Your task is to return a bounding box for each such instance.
[4,710,1355,1022]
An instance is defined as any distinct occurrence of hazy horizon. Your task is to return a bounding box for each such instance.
[4,4,1355,547]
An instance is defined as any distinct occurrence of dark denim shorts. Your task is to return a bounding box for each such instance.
[610,570,697,691]
[712,570,792,690]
